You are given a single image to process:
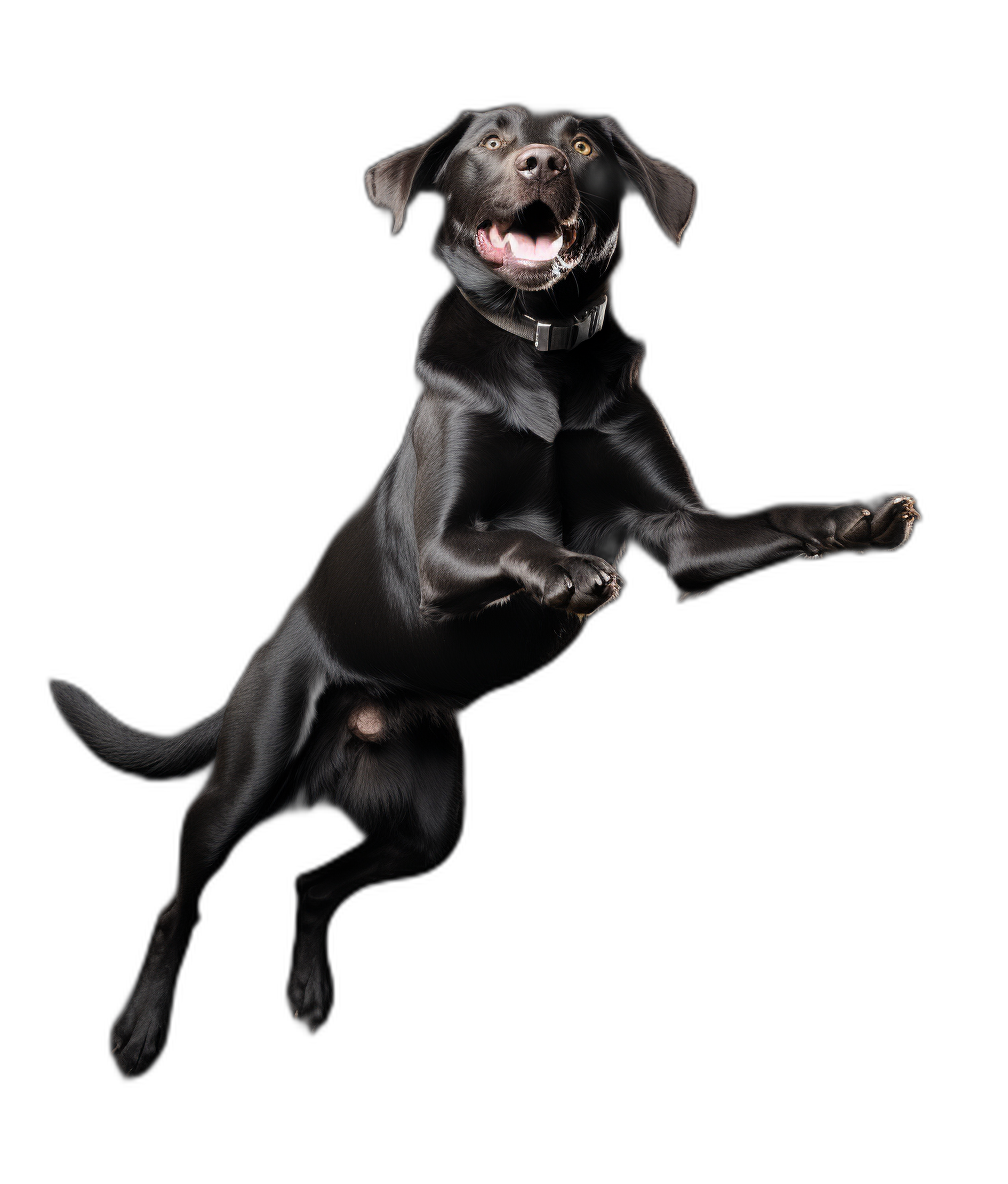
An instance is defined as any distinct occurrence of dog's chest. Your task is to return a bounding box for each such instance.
[479,400,616,543]
[471,426,564,539]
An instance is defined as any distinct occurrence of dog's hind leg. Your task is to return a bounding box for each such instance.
[287,711,464,1030]
[110,609,330,1076]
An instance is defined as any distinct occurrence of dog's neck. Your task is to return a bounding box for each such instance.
[438,239,620,322]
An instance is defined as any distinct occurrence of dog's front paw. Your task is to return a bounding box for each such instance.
[768,496,919,557]
[533,554,620,614]
[833,492,919,551]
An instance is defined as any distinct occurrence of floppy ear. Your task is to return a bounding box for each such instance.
[364,111,475,234]
[595,117,696,244]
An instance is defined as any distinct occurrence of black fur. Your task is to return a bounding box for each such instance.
[52,106,918,1076]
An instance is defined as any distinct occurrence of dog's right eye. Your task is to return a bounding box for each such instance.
[481,135,504,151]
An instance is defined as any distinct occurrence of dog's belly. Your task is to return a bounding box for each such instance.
[310,570,584,704]
[301,500,584,704]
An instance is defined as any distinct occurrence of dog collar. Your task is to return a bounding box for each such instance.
[457,285,608,352]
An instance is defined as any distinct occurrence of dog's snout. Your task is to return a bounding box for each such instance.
[515,144,569,183]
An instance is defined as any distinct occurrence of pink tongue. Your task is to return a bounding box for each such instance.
[504,229,560,260]
[507,230,536,258]
[534,234,560,260]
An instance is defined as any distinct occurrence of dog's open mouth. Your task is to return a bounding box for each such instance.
[475,201,574,267]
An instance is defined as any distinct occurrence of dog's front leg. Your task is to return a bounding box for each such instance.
[417,525,619,618]
[413,398,619,618]
[561,386,918,595]
[646,493,919,596]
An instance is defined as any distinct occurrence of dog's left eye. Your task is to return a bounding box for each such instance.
[482,135,504,151]
[572,139,593,157]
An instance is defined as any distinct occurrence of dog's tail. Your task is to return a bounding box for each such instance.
[50,679,223,779]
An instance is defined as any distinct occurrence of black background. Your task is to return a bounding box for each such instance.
[19,25,942,1136]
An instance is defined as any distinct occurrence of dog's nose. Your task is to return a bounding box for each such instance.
[515,144,569,184]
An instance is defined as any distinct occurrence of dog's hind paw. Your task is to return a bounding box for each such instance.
[110,991,171,1077]
[288,936,334,1031]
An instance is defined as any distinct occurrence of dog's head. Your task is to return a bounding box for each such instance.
[365,106,695,294]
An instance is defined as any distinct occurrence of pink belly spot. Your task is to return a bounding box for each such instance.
[348,702,384,741]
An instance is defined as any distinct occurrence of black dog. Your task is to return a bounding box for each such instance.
[52,106,918,1076]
